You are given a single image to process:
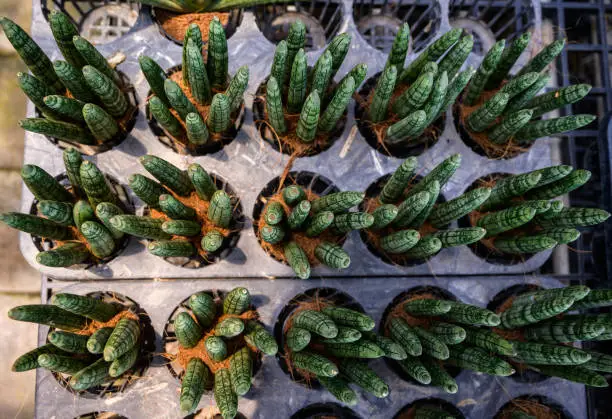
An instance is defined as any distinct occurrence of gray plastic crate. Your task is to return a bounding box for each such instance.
[16,0,567,280]
[34,275,586,419]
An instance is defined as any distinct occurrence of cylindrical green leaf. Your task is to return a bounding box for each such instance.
[0,212,71,240]
[207,17,228,89]
[208,190,232,228]
[226,65,249,112]
[175,311,203,348]
[500,296,576,329]
[83,103,119,142]
[0,17,63,92]
[53,60,97,103]
[79,161,119,208]
[517,38,566,77]
[464,39,505,106]
[149,239,195,257]
[369,65,397,123]
[188,163,217,201]
[110,215,171,240]
[314,242,350,269]
[514,114,596,144]
[265,76,286,135]
[149,95,185,139]
[82,65,127,118]
[185,37,211,105]
[73,35,120,84]
[296,91,320,143]
[467,92,509,132]
[287,49,308,114]
[52,292,117,322]
[139,55,170,107]
[36,242,89,267]
[207,93,231,133]
[19,118,94,145]
[22,164,72,203]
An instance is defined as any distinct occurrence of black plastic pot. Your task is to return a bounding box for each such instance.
[291,402,361,419]
[28,173,134,270]
[359,174,447,267]
[162,289,264,385]
[142,172,244,269]
[380,286,462,384]
[252,170,343,267]
[37,72,139,156]
[47,290,156,398]
[274,287,365,388]
[393,397,465,419]
[146,65,245,156]
[355,72,445,158]
[493,394,572,419]
[252,78,347,157]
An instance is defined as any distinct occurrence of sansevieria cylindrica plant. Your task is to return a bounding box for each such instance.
[361,154,487,264]
[256,177,370,279]
[466,165,610,259]
[141,17,248,155]
[111,155,240,265]
[382,286,510,393]
[167,287,277,417]
[491,285,612,388]
[139,0,293,13]
[1,12,136,151]
[254,20,366,156]
[0,147,132,268]
[281,297,391,405]
[9,292,149,392]
[456,32,596,158]
[356,26,475,154]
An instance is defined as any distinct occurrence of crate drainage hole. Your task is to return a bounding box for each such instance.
[487,284,550,384]
[274,287,365,387]
[252,78,347,157]
[458,172,542,266]
[352,0,441,53]
[252,171,341,268]
[449,0,535,56]
[142,173,244,269]
[393,397,465,419]
[36,71,139,155]
[494,394,572,419]
[40,0,140,44]
[381,286,462,384]
[162,290,263,387]
[291,402,361,419]
[48,291,155,398]
[253,0,344,50]
[146,65,245,157]
[29,173,133,271]
[355,72,445,159]
[151,8,243,46]
[359,174,447,267]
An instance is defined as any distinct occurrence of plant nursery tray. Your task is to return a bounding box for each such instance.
[19,0,612,418]
[19,0,579,281]
[35,275,587,419]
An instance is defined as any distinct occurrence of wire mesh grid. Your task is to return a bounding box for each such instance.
[40,0,140,44]
[536,0,612,282]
